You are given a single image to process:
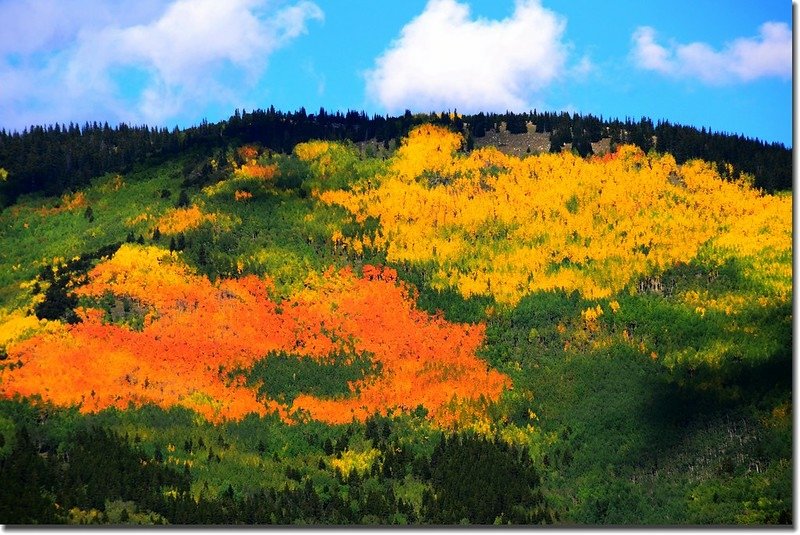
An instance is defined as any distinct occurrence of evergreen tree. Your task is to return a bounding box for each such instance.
[176,189,190,208]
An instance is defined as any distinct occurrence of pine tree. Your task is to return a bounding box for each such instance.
[176,189,190,208]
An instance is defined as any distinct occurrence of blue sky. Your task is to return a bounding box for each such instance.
[0,0,792,145]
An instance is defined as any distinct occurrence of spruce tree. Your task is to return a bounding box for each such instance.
[176,189,190,208]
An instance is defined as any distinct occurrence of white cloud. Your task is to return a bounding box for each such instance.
[0,0,323,128]
[365,0,569,114]
[632,22,791,84]
[0,0,169,56]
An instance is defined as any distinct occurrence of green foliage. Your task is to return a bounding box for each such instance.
[0,402,189,524]
[295,142,388,196]
[475,258,791,525]
[393,261,495,324]
[0,162,181,307]
[238,351,381,405]
[424,433,555,524]
[686,460,792,525]
[565,194,579,215]
[32,242,122,322]
[0,415,13,459]
[89,292,147,331]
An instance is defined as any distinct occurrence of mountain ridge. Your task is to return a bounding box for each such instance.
[0,107,791,210]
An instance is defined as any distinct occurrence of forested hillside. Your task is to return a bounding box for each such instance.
[0,107,791,209]
[0,119,791,525]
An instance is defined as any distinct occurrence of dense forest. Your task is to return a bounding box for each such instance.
[0,107,791,209]
[0,113,792,525]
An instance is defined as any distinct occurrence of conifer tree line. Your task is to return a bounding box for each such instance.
[0,406,556,525]
[0,106,790,207]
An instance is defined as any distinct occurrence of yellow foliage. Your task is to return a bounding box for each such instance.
[581,305,604,332]
[126,212,153,226]
[390,124,463,181]
[0,310,56,348]
[71,244,200,312]
[294,140,333,162]
[681,289,750,316]
[498,424,540,449]
[320,125,792,304]
[330,449,381,476]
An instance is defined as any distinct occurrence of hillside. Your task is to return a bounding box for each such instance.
[0,122,792,525]
[0,108,792,210]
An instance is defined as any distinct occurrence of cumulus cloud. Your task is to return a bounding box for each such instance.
[0,0,323,129]
[365,0,569,114]
[631,22,791,84]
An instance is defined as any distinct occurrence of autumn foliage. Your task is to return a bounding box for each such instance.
[156,204,218,235]
[1,245,508,425]
[3,126,788,433]
[235,163,278,181]
[30,191,88,217]
[234,190,253,201]
[321,126,791,304]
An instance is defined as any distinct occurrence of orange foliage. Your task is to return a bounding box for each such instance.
[287,265,509,424]
[155,204,218,234]
[62,191,88,210]
[2,245,508,426]
[35,191,88,216]
[237,145,259,161]
[234,190,253,201]
[236,163,278,181]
